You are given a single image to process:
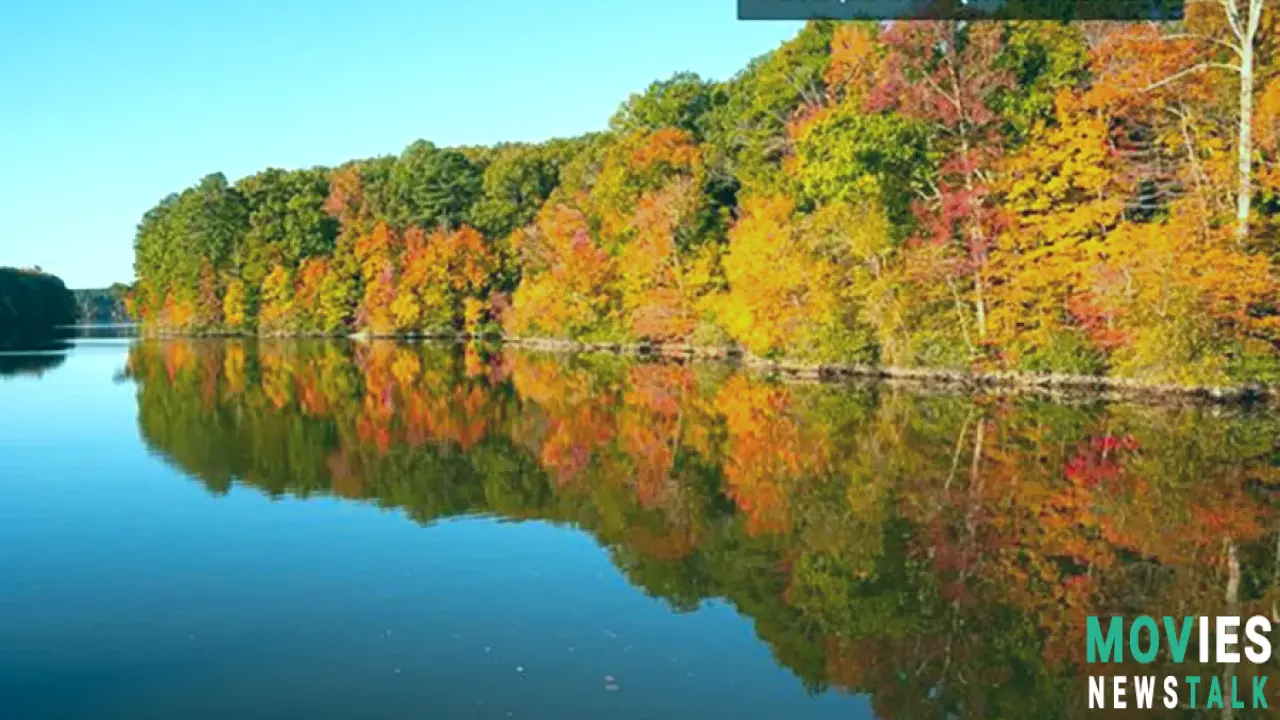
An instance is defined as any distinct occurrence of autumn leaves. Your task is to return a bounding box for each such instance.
[129,15,1280,385]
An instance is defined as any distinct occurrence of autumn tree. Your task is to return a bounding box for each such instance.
[505,203,620,339]
[1086,1,1277,240]
[717,196,879,363]
[868,21,1015,348]
[705,22,838,197]
[257,263,295,334]
[988,92,1128,373]
[353,222,402,335]
[398,225,498,333]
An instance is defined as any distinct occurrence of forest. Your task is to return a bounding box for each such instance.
[127,339,1280,717]
[130,7,1280,386]
[72,285,133,325]
[0,267,78,350]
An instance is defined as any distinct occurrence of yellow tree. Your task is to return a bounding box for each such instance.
[257,264,295,334]
[222,277,249,331]
[506,202,621,339]
[717,195,883,362]
[399,225,497,333]
[353,222,402,335]
[1090,201,1279,384]
[1258,74,1280,242]
[988,93,1128,372]
[718,196,828,357]
[618,178,708,342]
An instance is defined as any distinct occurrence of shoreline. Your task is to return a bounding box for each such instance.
[502,337,1276,407]
[132,328,1277,406]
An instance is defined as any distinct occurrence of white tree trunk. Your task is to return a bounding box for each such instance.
[1237,32,1253,240]
[1220,0,1266,241]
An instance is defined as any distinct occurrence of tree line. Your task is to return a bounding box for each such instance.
[72,285,132,324]
[0,267,77,350]
[130,10,1280,386]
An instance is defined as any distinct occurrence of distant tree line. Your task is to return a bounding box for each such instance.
[0,267,77,350]
[130,12,1280,386]
[72,285,132,324]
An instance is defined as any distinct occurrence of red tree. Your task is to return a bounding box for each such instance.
[868,21,1013,345]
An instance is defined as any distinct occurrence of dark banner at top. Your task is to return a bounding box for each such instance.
[738,0,1186,21]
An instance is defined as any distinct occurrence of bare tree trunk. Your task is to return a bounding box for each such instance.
[1236,78,1253,239]
[1233,0,1259,241]
[1218,0,1265,241]
[1145,1,1266,239]
[958,132,988,342]
[973,265,988,341]
[941,22,988,344]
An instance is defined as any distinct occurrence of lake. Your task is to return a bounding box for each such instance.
[2,337,1279,719]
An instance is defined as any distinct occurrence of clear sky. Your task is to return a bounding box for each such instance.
[0,1,799,289]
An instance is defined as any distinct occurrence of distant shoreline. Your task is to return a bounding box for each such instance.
[128,328,1277,406]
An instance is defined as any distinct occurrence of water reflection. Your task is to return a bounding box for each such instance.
[59,322,139,339]
[125,339,1280,718]
[0,350,68,377]
[1,325,138,377]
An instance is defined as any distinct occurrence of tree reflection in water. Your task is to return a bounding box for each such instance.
[126,339,1280,718]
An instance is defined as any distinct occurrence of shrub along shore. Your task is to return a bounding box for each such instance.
[128,18,1280,392]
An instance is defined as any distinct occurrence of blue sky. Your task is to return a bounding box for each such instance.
[0,1,799,289]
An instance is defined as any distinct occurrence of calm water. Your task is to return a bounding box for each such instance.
[2,338,1279,719]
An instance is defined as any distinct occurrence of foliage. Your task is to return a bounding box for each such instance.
[506,203,622,339]
[469,140,576,244]
[0,267,78,349]
[609,72,724,141]
[129,17,1279,384]
[71,284,131,324]
[389,140,483,231]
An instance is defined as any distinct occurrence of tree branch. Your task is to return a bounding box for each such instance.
[1142,61,1241,92]
[1157,32,1244,58]
[1213,0,1248,46]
